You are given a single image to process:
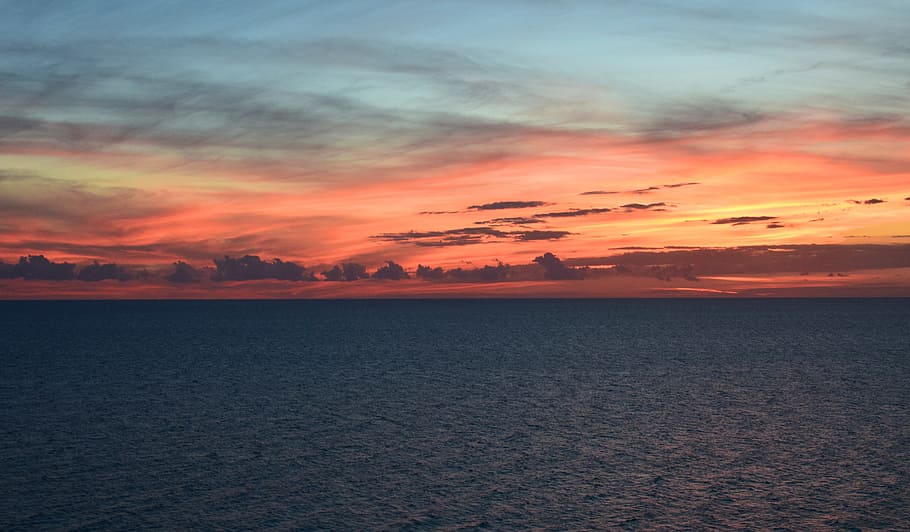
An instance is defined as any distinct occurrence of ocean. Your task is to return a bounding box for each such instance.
[1,299,908,529]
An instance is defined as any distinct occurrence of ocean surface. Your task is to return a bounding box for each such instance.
[1,299,908,530]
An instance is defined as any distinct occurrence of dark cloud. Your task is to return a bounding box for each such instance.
[474,217,544,226]
[712,216,777,225]
[373,225,567,246]
[415,264,445,280]
[766,222,786,229]
[568,244,910,275]
[167,261,202,283]
[414,235,487,247]
[533,208,612,218]
[213,255,313,281]
[322,263,369,281]
[6,255,75,280]
[76,261,131,282]
[581,182,700,196]
[848,198,886,205]
[468,201,548,211]
[514,230,572,241]
[372,261,409,280]
[419,210,461,215]
[533,252,584,280]
[621,202,667,210]
[446,263,511,282]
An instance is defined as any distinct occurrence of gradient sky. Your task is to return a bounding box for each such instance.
[1,0,909,295]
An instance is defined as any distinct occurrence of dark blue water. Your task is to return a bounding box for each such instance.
[1,300,908,529]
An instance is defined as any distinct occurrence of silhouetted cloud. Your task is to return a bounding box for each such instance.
[76,261,131,282]
[514,230,572,241]
[415,264,445,280]
[213,255,311,281]
[413,235,487,247]
[373,225,568,246]
[766,222,786,229]
[474,217,544,225]
[533,208,611,218]
[167,261,202,283]
[468,201,548,210]
[9,255,75,280]
[712,216,777,225]
[322,263,369,281]
[533,252,584,280]
[621,202,667,211]
[848,198,886,205]
[0,261,17,279]
[581,183,699,196]
[372,261,409,280]
[569,244,910,275]
[446,263,511,282]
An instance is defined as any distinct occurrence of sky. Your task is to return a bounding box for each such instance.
[1,0,908,297]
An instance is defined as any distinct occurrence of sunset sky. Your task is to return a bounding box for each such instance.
[1,1,908,296]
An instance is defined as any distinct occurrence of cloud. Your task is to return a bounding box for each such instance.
[213,255,313,281]
[446,263,511,282]
[372,261,409,280]
[621,202,667,211]
[712,216,777,225]
[848,198,886,205]
[5,255,75,280]
[76,261,131,282]
[372,226,571,246]
[415,264,445,280]
[641,99,765,139]
[413,235,486,247]
[514,230,572,241]
[581,183,700,196]
[533,208,612,218]
[468,201,549,210]
[0,173,179,229]
[167,261,202,283]
[322,263,369,281]
[474,217,544,225]
[766,222,785,229]
[568,244,910,275]
[533,252,584,280]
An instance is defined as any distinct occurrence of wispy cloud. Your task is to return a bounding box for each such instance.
[468,201,549,211]
[712,216,777,225]
[533,208,612,218]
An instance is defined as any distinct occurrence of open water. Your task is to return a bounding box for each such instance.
[1,299,908,529]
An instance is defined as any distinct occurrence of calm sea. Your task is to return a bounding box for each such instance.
[1,299,908,529]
